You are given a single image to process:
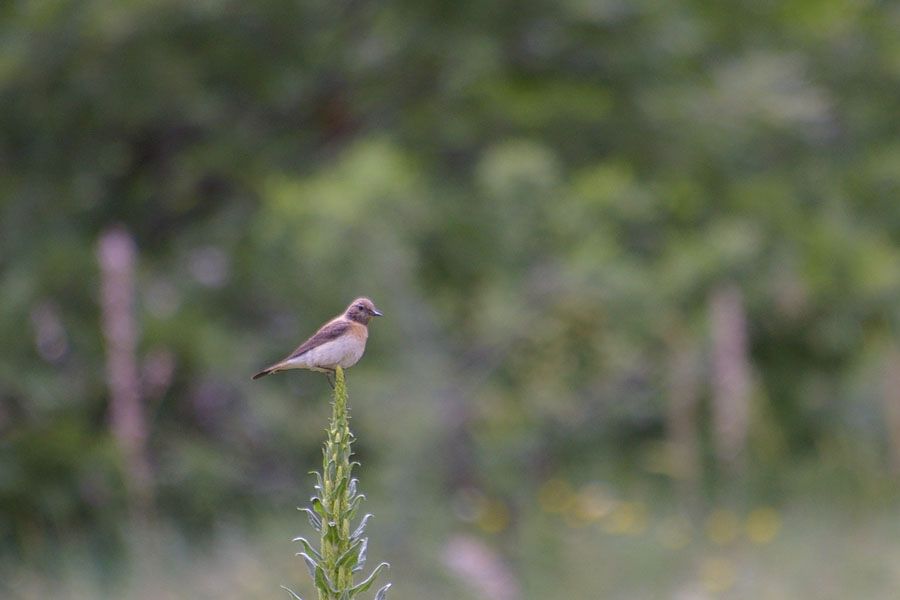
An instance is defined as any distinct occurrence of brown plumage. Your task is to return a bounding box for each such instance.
[252,297,382,380]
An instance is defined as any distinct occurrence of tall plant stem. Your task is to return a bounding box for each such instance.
[286,366,389,600]
[321,367,354,596]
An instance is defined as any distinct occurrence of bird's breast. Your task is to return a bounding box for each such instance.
[300,330,366,369]
[283,322,369,370]
[338,323,368,367]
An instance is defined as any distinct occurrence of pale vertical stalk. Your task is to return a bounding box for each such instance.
[709,284,751,473]
[882,345,900,476]
[665,328,702,504]
[97,225,154,516]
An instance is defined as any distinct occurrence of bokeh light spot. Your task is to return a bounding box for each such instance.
[706,509,741,545]
[572,482,615,522]
[700,557,736,593]
[657,515,692,550]
[746,507,781,544]
[603,501,648,536]
[477,499,510,534]
[538,478,574,514]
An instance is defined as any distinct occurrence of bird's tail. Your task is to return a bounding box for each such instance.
[251,365,277,380]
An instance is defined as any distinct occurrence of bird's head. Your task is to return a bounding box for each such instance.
[345,297,383,324]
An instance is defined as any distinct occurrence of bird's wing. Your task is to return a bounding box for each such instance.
[284,319,351,361]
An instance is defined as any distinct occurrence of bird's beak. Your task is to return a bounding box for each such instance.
[371,307,384,317]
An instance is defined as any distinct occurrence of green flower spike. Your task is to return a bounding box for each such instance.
[284,367,391,600]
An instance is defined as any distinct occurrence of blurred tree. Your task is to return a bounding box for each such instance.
[1,0,900,560]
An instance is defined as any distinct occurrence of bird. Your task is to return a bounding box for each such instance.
[252,297,383,381]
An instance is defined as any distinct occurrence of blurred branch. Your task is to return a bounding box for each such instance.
[709,284,751,474]
[665,325,702,507]
[97,225,154,518]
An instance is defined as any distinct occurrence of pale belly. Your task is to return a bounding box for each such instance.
[283,336,366,371]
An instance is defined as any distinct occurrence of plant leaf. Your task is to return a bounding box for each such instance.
[324,520,339,544]
[334,475,349,500]
[346,494,366,520]
[315,565,337,595]
[374,583,392,600]
[349,562,389,597]
[312,496,326,516]
[310,471,324,493]
[335,538,363,570]
[353,538,368,573]
[351,514,372,541]
[280,585,304,600]
[299,507,322,531]
[296,552,318,579]
[292,536,323,562]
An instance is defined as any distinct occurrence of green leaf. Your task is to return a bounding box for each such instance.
[374,583,391,600]
[280,585,304,600]
[336,538,363,570]
[349,562,389,597]
[324,520,339,544]
[334,475,349,500]
[315,565,337,595]
[297,552,318,579]
[310,471,324,493]
[353,538,368,573]
[312,496,326,516]
[292,536,323,562]
[298,507,322,531]
[346,494,366,520]
[351,514,372,541]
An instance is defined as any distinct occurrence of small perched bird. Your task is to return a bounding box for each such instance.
[252,297,383,380]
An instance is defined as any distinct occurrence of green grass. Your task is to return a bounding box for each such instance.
[4,493,900,599]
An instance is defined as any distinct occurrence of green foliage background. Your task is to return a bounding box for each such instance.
[2,1,900,597]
